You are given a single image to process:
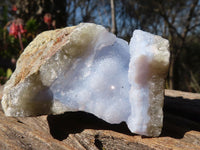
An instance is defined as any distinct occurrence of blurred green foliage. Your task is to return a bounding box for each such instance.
[0,68,6,84]
[0,2,29,85]
[6,68,12,79]
[25,18,39,38]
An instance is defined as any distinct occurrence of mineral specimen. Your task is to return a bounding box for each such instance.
[1,23,170,136]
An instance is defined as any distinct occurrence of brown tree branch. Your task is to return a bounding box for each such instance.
[182,0,199,39]
[188,23,200,31]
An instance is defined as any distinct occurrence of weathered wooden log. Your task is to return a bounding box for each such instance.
[0,87,200,150]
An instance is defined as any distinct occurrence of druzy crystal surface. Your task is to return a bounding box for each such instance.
[1,23,170,136]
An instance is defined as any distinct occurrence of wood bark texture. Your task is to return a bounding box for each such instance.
[0,86,200,150]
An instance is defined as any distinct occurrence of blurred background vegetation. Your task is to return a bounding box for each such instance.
[0,0,199,93]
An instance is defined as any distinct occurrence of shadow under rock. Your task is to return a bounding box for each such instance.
[161,96,200,138]
[47,111,134,141]
[47,96,200,141]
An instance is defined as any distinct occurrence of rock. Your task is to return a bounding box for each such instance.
[128,30,169,136]
[1,23,169,137]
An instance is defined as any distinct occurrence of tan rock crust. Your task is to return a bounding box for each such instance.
[14,26,75,86]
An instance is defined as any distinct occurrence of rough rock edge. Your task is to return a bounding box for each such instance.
[1,23,110,117]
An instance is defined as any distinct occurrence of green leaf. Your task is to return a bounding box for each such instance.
[6,68,12,79]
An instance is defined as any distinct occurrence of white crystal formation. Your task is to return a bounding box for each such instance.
[1,23,170,136]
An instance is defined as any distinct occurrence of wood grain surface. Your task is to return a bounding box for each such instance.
[0,87,200,150]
